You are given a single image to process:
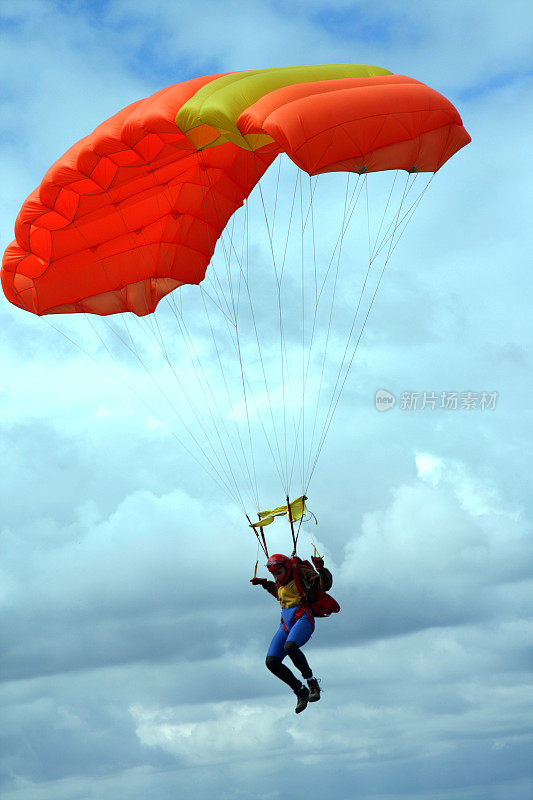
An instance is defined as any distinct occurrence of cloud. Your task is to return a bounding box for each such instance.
[337,452,531,639]
[1,489,260,677]
[3,454,531,799]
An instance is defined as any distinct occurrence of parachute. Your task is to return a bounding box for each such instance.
[1,64,470,529]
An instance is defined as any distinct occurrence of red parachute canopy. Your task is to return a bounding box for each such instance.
[1,64,470,318]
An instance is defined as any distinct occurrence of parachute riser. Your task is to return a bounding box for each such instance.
[260,527,269,558]
[246,512,269,558]
[286,494,298,556]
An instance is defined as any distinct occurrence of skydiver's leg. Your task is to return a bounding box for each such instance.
[284,614,314,680]
[265,623,304,692]
[265,655,303,691]
[284,640,313,679]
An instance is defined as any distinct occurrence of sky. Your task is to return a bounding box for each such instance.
[1,2,532,799]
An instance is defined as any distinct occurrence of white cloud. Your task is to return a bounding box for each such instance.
[415,452,444,485]
[131,699,295,764]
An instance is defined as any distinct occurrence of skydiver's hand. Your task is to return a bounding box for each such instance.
[311,555,324,570]
[250,578,268,586]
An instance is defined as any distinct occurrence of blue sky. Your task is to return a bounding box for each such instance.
[1,2,532,799]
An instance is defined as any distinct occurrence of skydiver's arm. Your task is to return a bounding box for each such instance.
[312,555,333,591]
[263,580,278,598]
[297,558,333,596]
[250,577,278,597]
[317,567,333,591]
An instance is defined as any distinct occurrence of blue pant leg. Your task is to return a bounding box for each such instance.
[286,612,314,648]
[267,622,289,659]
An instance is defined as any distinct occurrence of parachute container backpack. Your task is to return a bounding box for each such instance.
[2,65,470,518]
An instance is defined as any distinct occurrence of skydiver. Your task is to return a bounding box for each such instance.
[250,552,333,713]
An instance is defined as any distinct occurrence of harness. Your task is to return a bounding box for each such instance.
[280,558,315,634]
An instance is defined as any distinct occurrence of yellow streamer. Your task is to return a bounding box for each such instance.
[250,496,307,528]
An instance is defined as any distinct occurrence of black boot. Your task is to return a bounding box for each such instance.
[295,685,309,714]
[307,677,321,702]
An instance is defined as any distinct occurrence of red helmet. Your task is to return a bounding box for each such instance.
[266,554,292,585]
